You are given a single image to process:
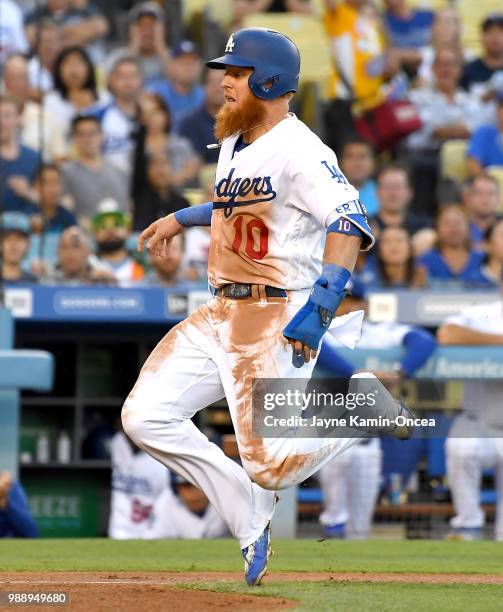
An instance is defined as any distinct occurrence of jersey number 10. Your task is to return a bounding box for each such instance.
[231,215,269,260]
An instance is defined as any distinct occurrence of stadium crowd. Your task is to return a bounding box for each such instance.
[0,0,502,290]
[1,0,503,542]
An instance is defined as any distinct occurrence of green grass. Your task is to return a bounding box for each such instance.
[1,539,503,574]
[1,540,502,611]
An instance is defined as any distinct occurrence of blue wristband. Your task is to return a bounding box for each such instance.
[174,202,213,227]
[322,264,351,292]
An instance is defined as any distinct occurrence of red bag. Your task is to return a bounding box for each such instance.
[355,100,422,152]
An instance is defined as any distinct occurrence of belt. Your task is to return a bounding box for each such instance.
[209,283,287,299]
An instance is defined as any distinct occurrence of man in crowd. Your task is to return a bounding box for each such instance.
[369,164,431,239]
[438,271,503,540]
[97,56,143,176]
[149,41,204,131]
[92,201,144,285]
[0,96,40,215]
[462,174,501,247]
[340,138,379,217]
[1,213,37,283]
[143,235,183,287]
[461,14,503,96]
[179,68,225,164]
[27,18,62,98]
[0,470,38,537]
[61,116,128,222]
[467,97,503,175]
[33,164,77,234]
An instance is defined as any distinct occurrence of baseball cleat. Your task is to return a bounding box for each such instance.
[241,522,272,586]
[446,527,482,541]
[323,522,346,539]
[392,399,416,440]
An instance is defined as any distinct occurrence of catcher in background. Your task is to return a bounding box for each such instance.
[122,27,414,586]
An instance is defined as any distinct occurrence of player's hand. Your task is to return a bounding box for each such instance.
[137,214,183,256]
[288,339,317,367]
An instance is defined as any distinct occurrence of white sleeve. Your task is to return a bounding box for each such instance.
[287,142,360,227]
[444,306,479,328]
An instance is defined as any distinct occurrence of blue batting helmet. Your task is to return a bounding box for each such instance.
[206,27,300,100]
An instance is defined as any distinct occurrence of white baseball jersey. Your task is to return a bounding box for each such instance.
[445,301,503,426]
[208,113,373,290]
[100,104,136,176]
[108,432,170,539]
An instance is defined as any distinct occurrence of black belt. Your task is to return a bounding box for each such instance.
[209,283,287,299]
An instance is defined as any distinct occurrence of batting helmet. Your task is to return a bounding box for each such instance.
[206,27,300,100]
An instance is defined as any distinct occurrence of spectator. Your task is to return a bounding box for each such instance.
[462,174,501,246]
[408,49,483,152]
[44,226,115,285]
[479,217,503,287]
[232,0,313,28]
[418,204,487,286]
[106,2,170,86]
[0,471,38,537]
[134,92,200,190]
[437,286,503,540]
[96,56,143,176]
[27,18,63,98]
[0,0,28,68]
[1,213,37,283]
[132,152,189,231]
[25,0,109,64]
[44,46,107,140]
[179,68,225,165]
[467,97,503,175]
[369,164,431,239]
[2,54,66,161]
[148,40,205,131]
[340,138,379,216]
[92,200,144,284]
[0,96,40,215]
[143,234,183,286]
[362,226,427,289]
[461,14,503,97]
[61,115,128,221]
[417,8,471,88]
[317,285,436,539]
[33,164,77,233]
[383,0,434,73]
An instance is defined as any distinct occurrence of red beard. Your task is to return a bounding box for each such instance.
[214,90,267,141]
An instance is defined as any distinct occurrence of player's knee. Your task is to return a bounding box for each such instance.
[121,399,148,445]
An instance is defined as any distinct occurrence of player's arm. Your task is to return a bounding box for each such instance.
[437,324,503,345]
[137,202,213,255]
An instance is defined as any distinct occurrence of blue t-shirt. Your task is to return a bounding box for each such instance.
[42,205,78,232]
[1,145,40,214]
[358,180,379,216]
[467,125,503,169]
[147,80,205,132]
[418,249,487,285]
[385,10,434,49]
[179,106,218,164]
[0,481,38,538]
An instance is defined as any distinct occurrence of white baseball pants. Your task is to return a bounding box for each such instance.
[319,438,382,539]
[122,291,363,548]
[447,415,503,540]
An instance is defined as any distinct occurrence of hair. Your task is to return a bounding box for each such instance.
[70,114,101,135]
[435,203,471,251]
[376,226,416,287]
[341,136,375,157]
[53,46,98,100]
[109,55,143,77]
[376,162,412,186]
[139,92,172,133]
[35,163,61,181]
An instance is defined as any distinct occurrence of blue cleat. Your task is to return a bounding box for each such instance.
[241,522,272,586]
[323,522,346,539]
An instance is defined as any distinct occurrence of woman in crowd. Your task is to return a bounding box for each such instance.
[361,226,427,289]
[134,92,201,190]
[480,216,503,286]
[44,46,108,139]
[418,204,487,285]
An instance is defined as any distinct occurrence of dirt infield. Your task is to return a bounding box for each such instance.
[1,571,503,611]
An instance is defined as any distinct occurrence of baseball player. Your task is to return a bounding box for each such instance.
[318,285,436,539]
[122,28,414,585]
[437,277,503,540]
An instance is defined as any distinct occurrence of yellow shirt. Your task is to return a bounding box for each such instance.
[324,2,386,108]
